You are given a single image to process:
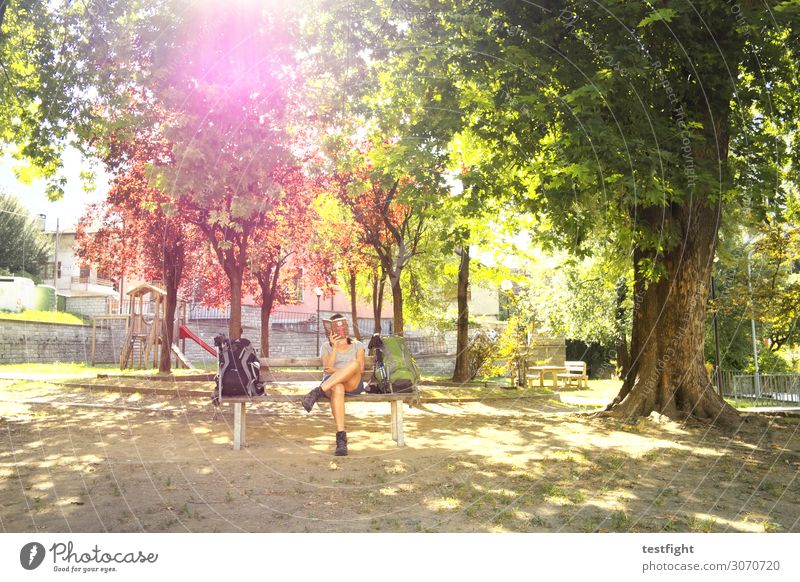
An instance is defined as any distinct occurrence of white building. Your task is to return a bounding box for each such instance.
[44,230,119,300]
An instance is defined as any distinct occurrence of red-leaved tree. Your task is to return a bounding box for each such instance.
[247,165,323,356]
[78,123,200,372]
[332,166,427,336]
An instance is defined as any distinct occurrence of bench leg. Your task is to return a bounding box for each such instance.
[391,401,398,442]
[233,402,246,450]
[389,400,405,447]
[395,401,405,447]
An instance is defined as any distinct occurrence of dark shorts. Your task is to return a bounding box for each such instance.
[320,374,365,397]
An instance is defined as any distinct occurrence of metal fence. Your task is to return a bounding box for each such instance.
[270,310,318,332]
[405,335,449,355]
[188,304,230,320]
[717,370,800,407]
[183,305,394,335]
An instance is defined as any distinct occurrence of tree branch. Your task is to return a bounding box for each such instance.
[0,0,8,32]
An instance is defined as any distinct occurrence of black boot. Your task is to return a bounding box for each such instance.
[334,431,348,456]
[302,386,324,412]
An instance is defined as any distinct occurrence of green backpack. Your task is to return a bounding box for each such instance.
[367,334,420,393]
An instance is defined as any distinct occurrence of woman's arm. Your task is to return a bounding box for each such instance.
[321,333,338,373]
[356,346,365,374]
[321,348,338,373]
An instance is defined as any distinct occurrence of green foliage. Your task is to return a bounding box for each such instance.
[0,0,155,198]
[709,210,800,371]
[330,0,799,274]
[750,349,792,374]
[496,247,629,346]
[483,316,532,380]
[466,328,500,380]
[0,191,52,280]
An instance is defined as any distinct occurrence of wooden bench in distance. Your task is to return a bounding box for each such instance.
[217,356,419,451]
[556,360,588,389]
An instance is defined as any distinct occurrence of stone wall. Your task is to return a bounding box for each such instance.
[65,296,115,319]
[414,354,456,377]
[527,336,567,366]
[0,320,124,365]
[0,313,566,375]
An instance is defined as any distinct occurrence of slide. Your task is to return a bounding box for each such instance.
[178,325,217,357]
[171,344,194,369]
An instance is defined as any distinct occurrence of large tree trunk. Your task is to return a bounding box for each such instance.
[347,268,361,341]
[260,303,272,357]
[452,247,471,383]
[604,202,739,428]
[372,271,386,335]
[159,239,184,373]
[257,264,281,357]
[159,281,178,373]
[614,277,630,379]
[228,270,243,340]
[390,272,403,336]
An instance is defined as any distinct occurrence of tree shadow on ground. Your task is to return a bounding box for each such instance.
[0,385,797,533]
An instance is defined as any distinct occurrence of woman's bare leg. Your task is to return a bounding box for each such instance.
[328,382,346,431]
[320,359,362,390]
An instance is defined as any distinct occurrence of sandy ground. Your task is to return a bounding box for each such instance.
[0,378,798,533]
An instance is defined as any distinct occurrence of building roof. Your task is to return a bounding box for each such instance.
[126,283,167,298]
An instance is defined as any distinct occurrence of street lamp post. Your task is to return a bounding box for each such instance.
[314,287,323,357]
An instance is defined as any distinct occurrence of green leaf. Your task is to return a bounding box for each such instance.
[637,8,678,28]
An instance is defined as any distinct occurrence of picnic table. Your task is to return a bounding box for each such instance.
[527,365,567,389]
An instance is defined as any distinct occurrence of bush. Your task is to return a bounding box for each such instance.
[467,328,500,380]
[744,349,792,374]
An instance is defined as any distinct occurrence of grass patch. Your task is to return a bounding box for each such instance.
[758,481,783,498]
[610,509,631,532]
[0,309,90,325]
[0,362,213,378]
[688,516,717,533]
[761,520,782,533]
[726,398,800,409]
[420,386,553,399]
[421,374,510,385]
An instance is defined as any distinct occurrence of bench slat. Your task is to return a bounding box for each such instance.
[259,370,374,382]
[261,356,375,368]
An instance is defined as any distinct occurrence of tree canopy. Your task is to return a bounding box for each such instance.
[0,191,51,280]
[8,0,800,425]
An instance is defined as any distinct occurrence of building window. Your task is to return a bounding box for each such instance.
[57,261,62,279]
[79,265,91,280]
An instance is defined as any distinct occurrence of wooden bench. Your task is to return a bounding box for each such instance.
[556,360,588,389]
[216,356,419,450]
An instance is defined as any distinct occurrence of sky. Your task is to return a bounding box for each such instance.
[0,148,108,232]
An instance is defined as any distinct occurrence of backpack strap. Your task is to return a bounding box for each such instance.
[218,338,231,402]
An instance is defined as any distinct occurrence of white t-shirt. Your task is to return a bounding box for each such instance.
[321,339,365,369]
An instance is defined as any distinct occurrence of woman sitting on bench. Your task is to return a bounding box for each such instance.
[302,314,365,456]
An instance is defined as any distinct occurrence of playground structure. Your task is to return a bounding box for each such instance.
[116,283,217,369]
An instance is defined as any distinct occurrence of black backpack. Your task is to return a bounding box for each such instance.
[212,334,264,404]
[367,334,420,394]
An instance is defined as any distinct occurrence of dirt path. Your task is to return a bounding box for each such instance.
[1,379,798,533]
